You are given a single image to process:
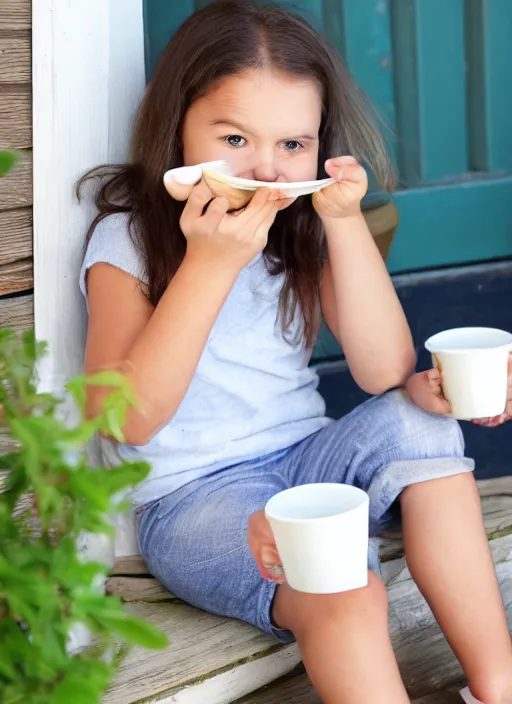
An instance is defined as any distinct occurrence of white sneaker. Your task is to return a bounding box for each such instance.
[460,687,484,704]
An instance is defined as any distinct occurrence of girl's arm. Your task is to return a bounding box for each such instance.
[315,157,415,394]
[85,183,280,446]
[85,255,238,446]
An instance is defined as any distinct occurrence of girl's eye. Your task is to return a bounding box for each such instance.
[225,135,246,148]
[283,140,303,152]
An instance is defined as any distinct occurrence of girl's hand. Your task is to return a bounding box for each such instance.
[247,509,286,584]
[312,156,368,220]
[405,369,452,415]
[407,357,512,426]
[179,180,281,272]
[474,352,512,427]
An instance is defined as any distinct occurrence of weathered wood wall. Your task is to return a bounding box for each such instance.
[0,1,32,453]
[0,0,33,335]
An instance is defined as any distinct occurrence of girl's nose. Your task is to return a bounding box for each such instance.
[252,150,279,183]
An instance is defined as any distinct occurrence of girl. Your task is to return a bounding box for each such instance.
[79,2,512,702]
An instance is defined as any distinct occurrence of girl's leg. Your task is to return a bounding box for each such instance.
[279,391,510,701]
[401,473,512,704]
[273,571,410,704]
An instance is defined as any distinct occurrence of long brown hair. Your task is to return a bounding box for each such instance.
[78,0,394,346]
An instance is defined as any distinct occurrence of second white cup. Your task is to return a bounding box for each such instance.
[265,483,369,594]
[425,327,512,420]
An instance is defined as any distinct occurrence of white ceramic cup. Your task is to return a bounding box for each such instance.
[264,483,369,594]
[425,327,512,420]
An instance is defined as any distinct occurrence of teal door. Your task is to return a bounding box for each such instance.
[144,0,512,352]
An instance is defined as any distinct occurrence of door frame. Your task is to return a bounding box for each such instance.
[32,0,146,397]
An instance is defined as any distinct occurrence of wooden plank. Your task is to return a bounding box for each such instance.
[391,0,468,185]
[0,293,33,333]
[0,150,32,211]
[0,429,19,456]
[389,176,512,273]
[106,576,174,603]
[0,87,32,149]
[110,554,149,577]
[466,0,512,172]
[0,259,33,296]
[0,1,31,31]
[380,483,512,563]
[237,671,319,704]
[105,603,301,704]
[412,693,461,704]
[237,672,461,703]
[477,477,512,498]
[0,208,32,265]
[0,36,31,84]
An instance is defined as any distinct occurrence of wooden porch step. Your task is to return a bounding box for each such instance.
[105,478,512,703]
[104,603,301,704]
[234,669,463,703]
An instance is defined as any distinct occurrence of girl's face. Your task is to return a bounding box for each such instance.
[182,69,322,183]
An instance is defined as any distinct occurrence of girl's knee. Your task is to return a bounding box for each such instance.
[277,571,388,638]
[305,570,388,630]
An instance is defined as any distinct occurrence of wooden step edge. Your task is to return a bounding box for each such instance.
[236,671,464,703]
[131,643,301,704]
[110,554,149,576]
[234,669,463,703]
[106,576,176,603]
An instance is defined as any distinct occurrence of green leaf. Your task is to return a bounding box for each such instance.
[66,376,87,412]
[98,610,168,650]
[0,151,18,177]
[0,652,18,679]
[53,676,102,704]
[84,371,135,399]
[101,462,151,494]
[68,471,110,511]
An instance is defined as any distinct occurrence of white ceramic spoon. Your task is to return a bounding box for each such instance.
[164,160,335,209]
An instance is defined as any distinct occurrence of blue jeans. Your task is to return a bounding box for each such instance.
[137,390,473,642]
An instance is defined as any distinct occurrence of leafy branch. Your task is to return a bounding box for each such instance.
[0,330,167,704]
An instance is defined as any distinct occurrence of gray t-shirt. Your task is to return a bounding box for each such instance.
[80,213,331,506]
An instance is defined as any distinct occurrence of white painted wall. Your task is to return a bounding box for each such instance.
[32,0,146,395]
[32,0,146,567]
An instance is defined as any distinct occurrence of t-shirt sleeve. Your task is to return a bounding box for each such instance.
[79,212,148,303]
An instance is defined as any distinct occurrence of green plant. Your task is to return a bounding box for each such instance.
[0,330,167,704]
[0,150,19,177]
